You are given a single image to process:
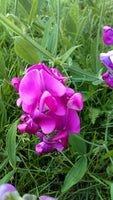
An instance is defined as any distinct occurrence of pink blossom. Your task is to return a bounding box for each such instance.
[103,26,113,45]
[11,63,83,154]
[100,50,113,70]
[102,72,113,88]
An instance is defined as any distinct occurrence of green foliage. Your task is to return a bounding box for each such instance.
[0,0,113,199]
[6,119,19,168]
[61,156,87,193]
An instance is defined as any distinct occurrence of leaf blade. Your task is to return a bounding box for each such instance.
[61,156,87,193]
[6,119,19,168]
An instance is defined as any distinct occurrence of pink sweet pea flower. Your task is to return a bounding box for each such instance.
[39,196,58,200]
[100,50,113,70]
[35,132,64,154]
[11,77,21,92]
[67,93,83,111]
[103,26,113,45]
[102,72,113,88]
[18,114,39,134]
[11,63,83,154]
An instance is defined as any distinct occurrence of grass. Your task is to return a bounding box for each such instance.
[0,0,113,199]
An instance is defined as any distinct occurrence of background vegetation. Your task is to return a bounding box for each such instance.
[0,0,113,199]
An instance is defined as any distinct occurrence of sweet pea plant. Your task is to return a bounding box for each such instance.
[1,0,113,199]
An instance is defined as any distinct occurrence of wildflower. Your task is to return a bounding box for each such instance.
[39,196,58,200]
[100,50,113,71]
[0,183,17,199]
[102,72,113,88]
[103,26,113,45]
[11,63,83,154]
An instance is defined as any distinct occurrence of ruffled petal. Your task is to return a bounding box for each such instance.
[41,69,66,97]
[52,130,69,147]
[67,93,83,111]
[40,91,57,112]
[26,63,48,73]
[52,142,64,152]
[100,51,113,70]
[19,69,42,105]
[35,142,54,154]
[66,108,80,134]
[102,72,113,88]
[11,77,21,92]
[66,87,75,97]
[16,98,22,107]
[32,109,56,134]
[103,26,113,45]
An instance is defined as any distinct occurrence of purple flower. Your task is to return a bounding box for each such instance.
[0,183,17,199]
[11,63,83,154]
[39,196,58,200]
[18,114,39,134]
[102,72,113,88]
[103,26,113,45]
[100,50,113,70]
[35,132,64,154]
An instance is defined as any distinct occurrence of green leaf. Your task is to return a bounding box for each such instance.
[6,119,19,168]
[111,183,113,200]
[60,45,81,63]
[61,156,87,193]
[0,51,6,79]
[0,170,16,185]
[14,36,40,65]
[48,24,58,56]
[28,0,38,25]
[69,134,87,154]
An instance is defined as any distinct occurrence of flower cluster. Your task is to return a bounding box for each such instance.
[11,63,83,154]
[100,26,113,87]
[0,183,57,200]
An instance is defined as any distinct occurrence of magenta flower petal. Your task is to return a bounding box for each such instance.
[11,77,21,92]
[67,93,83,111]
[26,63,51,74]
[16,98,22,107]
[52,130,68,141]
[19,69,42,105]
[35,142,54,154]
[52,130,69,147]
[103,26,113,45]
[35,132,44,140]
[66,108,80,134]
[100,51,113,70]
[39,195,58,200]
[0,184,17,197]
[54,97,66,116]
[66,87,75,97]
[32,109,56,134]
[50,68,67,81]
[41,69,66,97]
[40,91,57,112]
[22,101,38,114]
[18,115,39,134]
[51,142,64,152]
[102,72,113,88]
